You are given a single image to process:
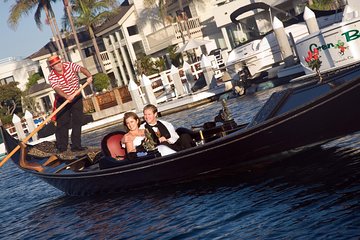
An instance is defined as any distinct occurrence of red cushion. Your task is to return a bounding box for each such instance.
[101,131,126,160]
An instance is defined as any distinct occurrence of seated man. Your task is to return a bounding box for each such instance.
[140,104,193,151]
[122,111,175,159]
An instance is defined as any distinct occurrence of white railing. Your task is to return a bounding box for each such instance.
[173,18,202,41]
[146,61,203,95]
[6,115,46,139]
[0,57,19,65]
[146,54,225,96]
[146,17,203,53]
[100,51,112,71]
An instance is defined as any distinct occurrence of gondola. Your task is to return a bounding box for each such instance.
[2,65,360,196]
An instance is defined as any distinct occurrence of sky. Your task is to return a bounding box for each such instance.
[0,1,64,60]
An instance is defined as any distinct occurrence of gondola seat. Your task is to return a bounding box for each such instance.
[99,131,129,169]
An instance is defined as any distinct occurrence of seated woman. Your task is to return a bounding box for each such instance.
[122,112,176,160]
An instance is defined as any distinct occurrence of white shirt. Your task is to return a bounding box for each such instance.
[140,119,179,144]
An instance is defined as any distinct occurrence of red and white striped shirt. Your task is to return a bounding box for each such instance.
[48,62,82,95]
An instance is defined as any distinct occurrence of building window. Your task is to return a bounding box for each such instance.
[226,24,245,49]
[84,47,95,57]
[127,25,139,36]
[41,96,52,112]
[118,30,124,40]
[0,76,15,85]
[132,41,145,59]
[104,37,111,46]
[111,32,118,43]
[176,6,192,19]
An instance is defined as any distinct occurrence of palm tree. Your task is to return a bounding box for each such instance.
[69,0,118,73]
[62,0,87,68]
[6,0,68,60]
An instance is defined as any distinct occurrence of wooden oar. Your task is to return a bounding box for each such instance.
[0,81,90,167]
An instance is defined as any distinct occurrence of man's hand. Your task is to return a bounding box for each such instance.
[67,93,76,102]
[86,76,93,83]
[19,142,27,149]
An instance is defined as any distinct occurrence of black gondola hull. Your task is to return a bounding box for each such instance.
[2,67,360,196]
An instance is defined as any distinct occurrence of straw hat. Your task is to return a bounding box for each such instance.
[48,55,61,67]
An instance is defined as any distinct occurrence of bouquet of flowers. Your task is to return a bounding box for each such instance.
[304,48,323,82]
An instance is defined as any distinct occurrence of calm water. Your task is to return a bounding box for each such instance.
[1,87,360,239]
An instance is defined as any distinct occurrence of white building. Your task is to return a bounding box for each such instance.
[95,5,138,87]
[129,0,219,55]
[23,0,312,114]
[0,57,39,91]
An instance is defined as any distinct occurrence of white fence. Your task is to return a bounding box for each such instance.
[6,114,46,141]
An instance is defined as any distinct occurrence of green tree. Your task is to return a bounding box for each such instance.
[21,93,39,115]
[26,72,43,90]
[22,71,45,115]
[69,0,118,73]
[0,82,22,122]
[93,72,110,91]
[63,0,87,67]
[154,57,166,72]
[168,44,183,67]
[142,0,204,64]
[135,55,159,76]
[5,0,68,60]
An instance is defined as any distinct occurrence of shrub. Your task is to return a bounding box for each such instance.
[26,73,43,90]
[93,73,110,92]
[0,115,13,125]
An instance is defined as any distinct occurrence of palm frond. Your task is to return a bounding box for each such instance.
[7,0,37,30]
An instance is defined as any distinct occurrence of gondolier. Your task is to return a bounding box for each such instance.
[47,55,93,153]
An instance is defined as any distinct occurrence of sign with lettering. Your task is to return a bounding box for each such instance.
[296,20,360,74]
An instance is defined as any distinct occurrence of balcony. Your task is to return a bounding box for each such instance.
[74,53,112,75]
[100,51,112,72]
[146,17,203,54]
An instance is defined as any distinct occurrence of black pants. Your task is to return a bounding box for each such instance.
[55,95,83,150]
[162,133,194,151]
[176,133,194,149]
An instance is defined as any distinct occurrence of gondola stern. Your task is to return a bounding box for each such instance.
[0,125,21,166]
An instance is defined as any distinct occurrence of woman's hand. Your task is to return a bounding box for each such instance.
[158,136,168,143]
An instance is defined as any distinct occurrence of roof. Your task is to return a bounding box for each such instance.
[27,1,131,60]
[28,31,91,59]
[94,5,132,34]
[28,81,52,94]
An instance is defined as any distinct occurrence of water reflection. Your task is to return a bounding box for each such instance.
[22,139,360,239]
